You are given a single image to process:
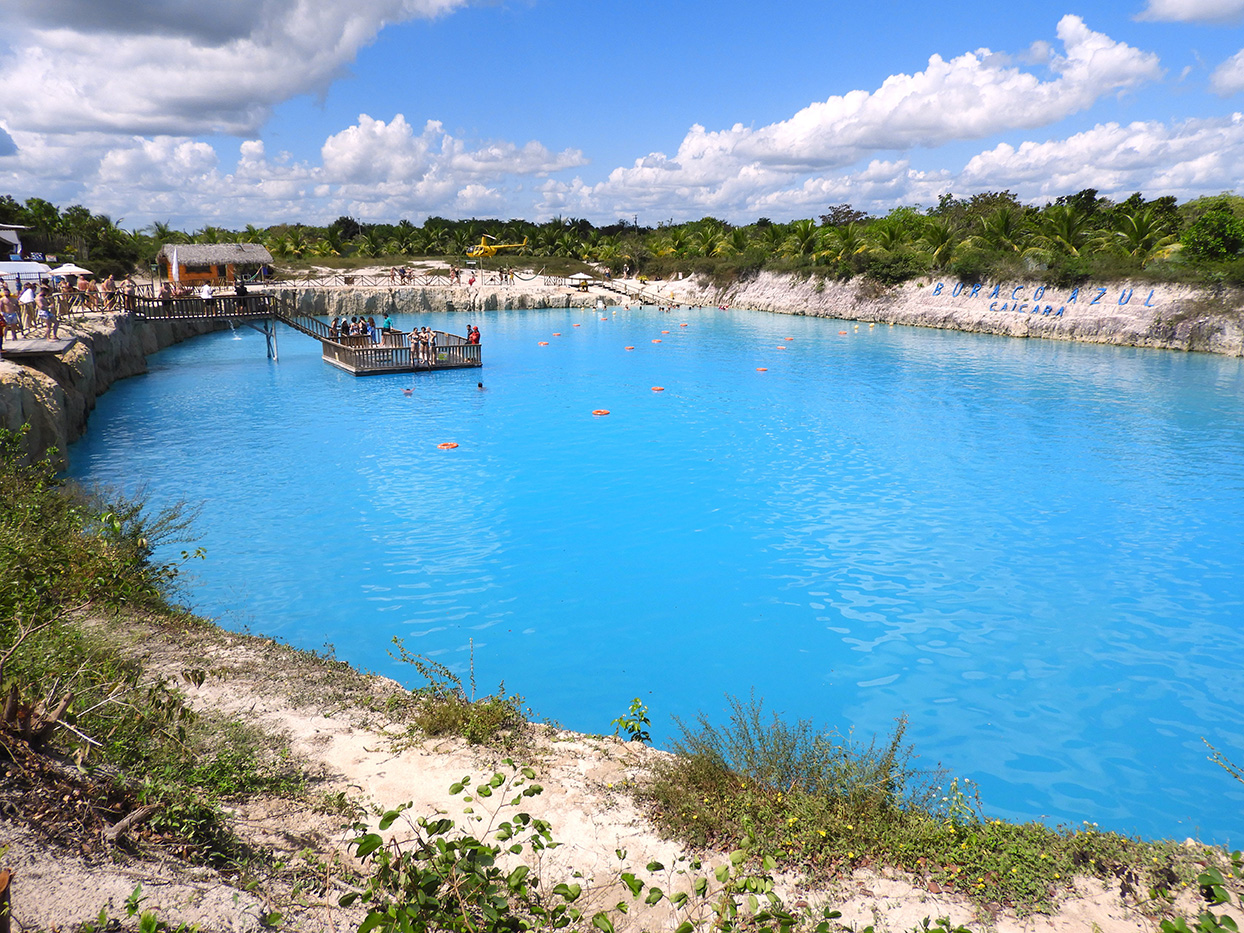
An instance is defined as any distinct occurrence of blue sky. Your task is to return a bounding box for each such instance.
[1,0,1242,229]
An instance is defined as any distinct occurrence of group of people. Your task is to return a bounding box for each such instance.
[329,315,384,340]
[1,281,60,342]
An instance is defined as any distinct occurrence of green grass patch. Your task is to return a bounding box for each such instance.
[641,693,1212,915]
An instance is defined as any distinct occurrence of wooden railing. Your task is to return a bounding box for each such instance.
[320,336,480,373]
[133,294,275,320]
[129,293,479,374]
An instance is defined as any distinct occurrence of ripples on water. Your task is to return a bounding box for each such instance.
[69,307,1244,843]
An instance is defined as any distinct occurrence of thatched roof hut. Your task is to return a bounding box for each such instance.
[157,243,273,283]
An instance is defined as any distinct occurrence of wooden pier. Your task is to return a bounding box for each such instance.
[130,293,481,376]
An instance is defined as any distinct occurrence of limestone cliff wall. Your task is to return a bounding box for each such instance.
[652,273,1244,357]
[5,276,1240,469]
[0,315,226,466]
[273,285,600,317]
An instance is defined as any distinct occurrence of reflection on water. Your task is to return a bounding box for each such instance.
[69,306,1244,843]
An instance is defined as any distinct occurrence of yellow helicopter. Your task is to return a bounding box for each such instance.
[466,234,528,258]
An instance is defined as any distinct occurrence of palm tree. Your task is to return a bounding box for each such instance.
[1030,204,1106,258]
[147,220,187,245]
[355,228,388,258]
[920,218,960,270]
[963,208,1030,254]
[864,217,910,255]
[720,228,752,256]
[781,218,823,259]
[822,223,868,265]
[1114,208,1180,266]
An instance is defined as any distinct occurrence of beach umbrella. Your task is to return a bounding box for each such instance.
[567,272,594,281]
[50,263,93,276]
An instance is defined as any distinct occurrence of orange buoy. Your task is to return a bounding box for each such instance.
[553,332,561,336]
[538,341,549,346]
[601,317,608,321]
[573,323,581,327]
[775,346,787,350]
[652,386,665,392]
[437,442,459,450]
[785,337,794,341]
[680,323,688,327]
[661,330,670,334]
[652,339,662,343]
[592,409,610,416]
[625,346,635,350]
[756,367,768,372]
[839,331,848,335]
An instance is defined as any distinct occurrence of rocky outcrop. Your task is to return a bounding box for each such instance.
[273,285,600,318]
[651,273,1244,357]
[0,315,226,466]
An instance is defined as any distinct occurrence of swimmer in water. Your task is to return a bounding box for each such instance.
[477,382,485,390]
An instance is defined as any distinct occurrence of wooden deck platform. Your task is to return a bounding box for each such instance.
[1,336,77,359]
[130,293,482,376]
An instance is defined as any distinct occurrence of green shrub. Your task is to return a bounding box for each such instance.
[390,638,527,745]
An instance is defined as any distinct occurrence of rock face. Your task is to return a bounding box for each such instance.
[652,273,1244,357]
[274,285,600,317]
[0,315,226,466]
[5,276,1240,468]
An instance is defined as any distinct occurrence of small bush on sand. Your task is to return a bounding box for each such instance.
[390,638,526,745]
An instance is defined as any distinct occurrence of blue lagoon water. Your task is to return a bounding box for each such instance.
[68,307,1244,843]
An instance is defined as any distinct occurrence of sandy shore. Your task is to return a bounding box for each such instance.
[4,615,1233,932]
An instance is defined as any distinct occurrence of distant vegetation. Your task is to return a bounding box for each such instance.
[3,188,1244,287]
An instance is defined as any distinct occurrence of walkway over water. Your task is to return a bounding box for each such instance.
[131,292,481,375]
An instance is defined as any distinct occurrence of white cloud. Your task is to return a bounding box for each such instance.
[1211,49,1244,94]
[958,115,1244,202]
[0,0,466,137]
[1136,0,1244,23]
[0,114,588,227]
[544,16,1161,220]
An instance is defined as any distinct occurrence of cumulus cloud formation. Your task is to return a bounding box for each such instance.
[0,114,587,227]
[1136,0,1244,22]
[0,0,465,136]
[553,16,1160,219]
[1211,49,1244,94]
[958,115,1244,200]
[537,114,1244,221]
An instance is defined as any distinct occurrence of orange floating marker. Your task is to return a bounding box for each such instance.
[538,341,549,346]
[625,346,635,350]
[573,323,581,327]
[553,332,561,336]
[680,323,689,327]
[652,386,665,392]
[839,331,848,335]
[756,367,768,372]
[775,346,787,350]
[592,409,610,416]
[601,317,608,321]
[652,339,662,343]
[785,337,794,341]
[437,442,459,450]
[661,330,670,334]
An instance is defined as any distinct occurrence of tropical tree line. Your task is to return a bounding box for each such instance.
[3,188,1243,287]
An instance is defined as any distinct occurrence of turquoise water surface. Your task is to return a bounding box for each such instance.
[68,306,1244,843]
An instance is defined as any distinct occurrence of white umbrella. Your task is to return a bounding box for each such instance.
[566,272,594,281]
[50,263,93,276]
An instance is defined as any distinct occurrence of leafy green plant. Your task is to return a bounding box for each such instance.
[344,759,582,932]
[612,697,651,744]
[1160,855,1243,933]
